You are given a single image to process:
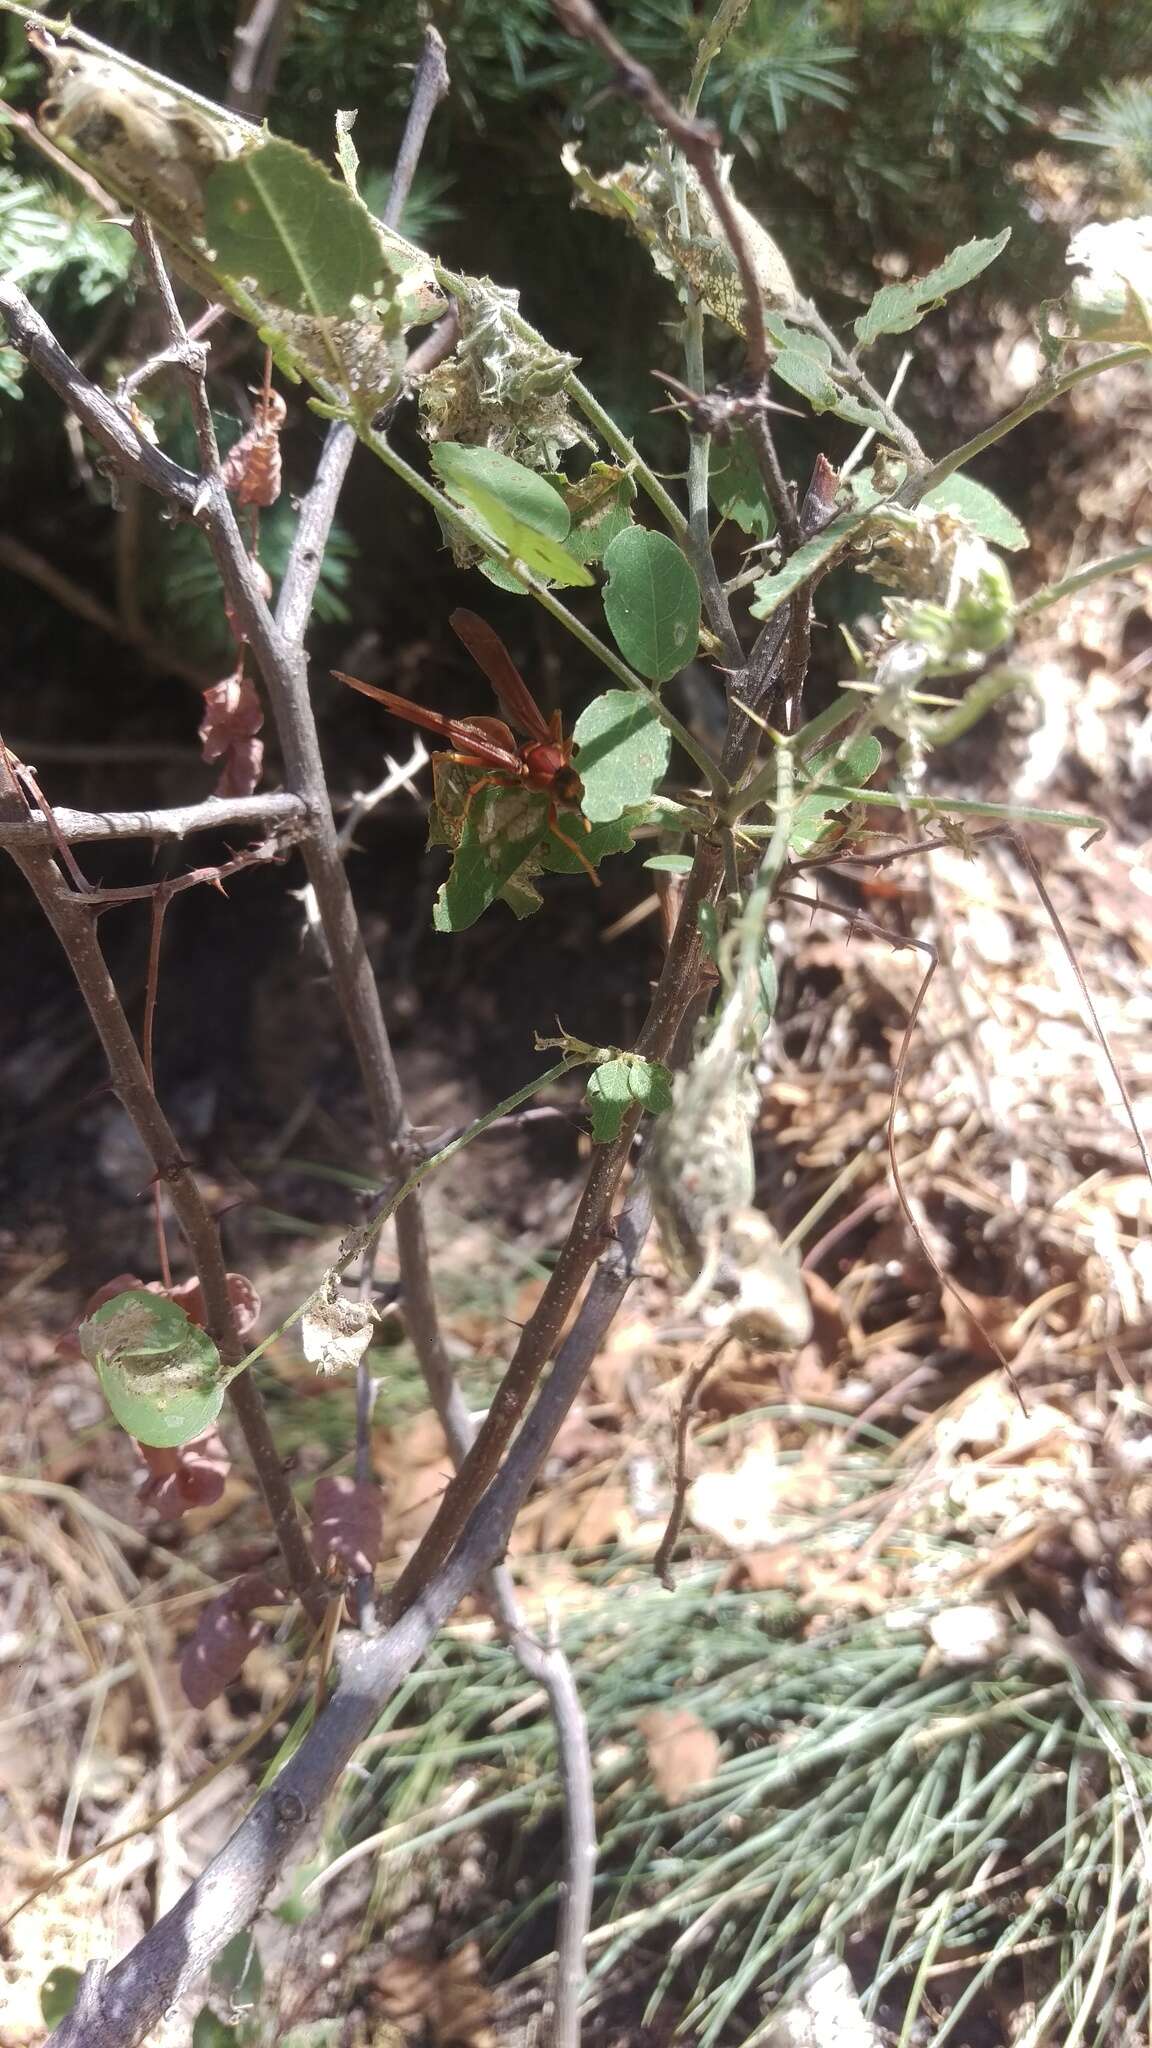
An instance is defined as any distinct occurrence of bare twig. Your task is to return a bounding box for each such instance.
[387,843,721,1612]
[46,1182,654,2048]
[0,747,329,1622]
[0,792,307,847]
[227,0,296,117]
[384,27,449,229]
[653,1331,736,1588]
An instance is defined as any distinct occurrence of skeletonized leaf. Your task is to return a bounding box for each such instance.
[573,690,671,821]
[602,527,700,681]
[301,1291,375,1375]
[432,785,555,931]
[560,462,637,563]
[854,230,1012,347]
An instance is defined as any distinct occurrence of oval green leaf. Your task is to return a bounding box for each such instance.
[586,1054,673,1142]
[41,1969,83,2028]
[78,1290,226,1449]
[602,528,700,682]
[204,137,388,316]
[572,690,671,822]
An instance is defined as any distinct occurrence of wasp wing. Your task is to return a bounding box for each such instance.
[333,674,521,770]
[449,609,555,744]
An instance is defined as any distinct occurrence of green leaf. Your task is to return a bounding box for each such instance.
[750,506,875,620]
[41,1969,83,2027]
[854,230,1012,347]
[790,734,883,854]
[764,315,832,365]
[572,690,671,822]
[212,1933,263,2008]
[923,474,1028,551]
[709,429,776,541]
[431,442,593,589]
[204,137,387,317]
[602,528,700,682]
[432,787,551,932]
[644,852,694,874]
[586,1055,673,1142]
[772,348,838,408]
[78,1291,225,1449]
[537,809,641,877]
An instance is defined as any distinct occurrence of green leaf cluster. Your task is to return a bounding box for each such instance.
[586,1053,673,1142]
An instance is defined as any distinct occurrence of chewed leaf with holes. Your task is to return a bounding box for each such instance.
[78,1290,226,1447]
[854,230,1012,347]
[573,691,671,822]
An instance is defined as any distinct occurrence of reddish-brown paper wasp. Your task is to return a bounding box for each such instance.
[334,609,597,882]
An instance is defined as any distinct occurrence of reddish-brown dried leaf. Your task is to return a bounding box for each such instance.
[199,669,265,798]
[168,1272,261,1339]
[59,1271,260,1362]
[180,1572,283,1708]
[310,1474,384,1578]
[136,1429,231,1515]
[220,389,287,508]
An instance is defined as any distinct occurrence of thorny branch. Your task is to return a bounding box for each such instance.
[5,31,610,2041]
[46,1182,655,2048]
[552,0,801,549]
[0,791,307,846]
[0,748,330,1624]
